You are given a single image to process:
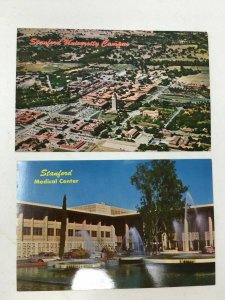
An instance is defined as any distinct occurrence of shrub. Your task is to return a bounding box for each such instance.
[101,246,115,260]
[70,247,90,259]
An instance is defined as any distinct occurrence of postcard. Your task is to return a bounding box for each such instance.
[15,29,210,152]
[17,159,215,291]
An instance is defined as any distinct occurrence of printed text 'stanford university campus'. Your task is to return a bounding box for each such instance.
[16,29,210,152]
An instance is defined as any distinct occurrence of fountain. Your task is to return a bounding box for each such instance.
[75,230,95,258]
[172,192,200,252]
[143,192,215,272]
[172,220,183,246]
[119,227,145,264]
[128,227,145,255]
[19,200,215,290]
[49,230,102,269]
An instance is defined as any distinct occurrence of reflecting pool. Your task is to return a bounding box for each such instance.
[17,262,215,291]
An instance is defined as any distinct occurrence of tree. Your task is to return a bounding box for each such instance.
[100,129,109,138]
[59,194,67,259]
[131,160,187,253]
[115,128,122,135]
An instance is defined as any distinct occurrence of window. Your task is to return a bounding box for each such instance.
[101,231,104,238]
[48,228,54,236]
[23,227,31,235]
[56,229,61,236]
[106,232,110,238]
[91,231,97,237]
[68,229,73,236]
[33,227,42,236]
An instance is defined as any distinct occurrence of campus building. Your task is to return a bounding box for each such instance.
[16,201,214,258]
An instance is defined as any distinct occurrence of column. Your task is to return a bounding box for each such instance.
[44,214,48,242]
[111,225,116,248]
[97,220,102,251]
[31,216,34,242]
[125,223,129,250]
[17,212,23,242]
[208,210,213,246]
[17,212,23,258]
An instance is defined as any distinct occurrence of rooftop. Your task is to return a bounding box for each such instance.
[17,201,213,218]
[17,201,138,217]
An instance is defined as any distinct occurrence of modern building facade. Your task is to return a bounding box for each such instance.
[16,201,214,258]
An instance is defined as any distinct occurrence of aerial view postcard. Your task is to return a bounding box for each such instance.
[15,29,210,152]
[17,159,215,291]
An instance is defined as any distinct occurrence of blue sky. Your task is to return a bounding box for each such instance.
[17,159,213,210]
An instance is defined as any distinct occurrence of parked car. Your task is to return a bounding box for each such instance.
[31,252,59,262]
[202,246,215,254]
[63,251,73,259]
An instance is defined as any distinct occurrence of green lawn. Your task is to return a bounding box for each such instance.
[17,62,81,73]
[100,114,117,122]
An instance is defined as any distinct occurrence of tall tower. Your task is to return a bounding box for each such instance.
[111,92,118,113]
[46,75,53,92]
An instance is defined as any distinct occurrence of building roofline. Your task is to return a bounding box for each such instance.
[17,201,213,218]
[17,201,139,217]
[17,201,61,210]
[189,203,214,209]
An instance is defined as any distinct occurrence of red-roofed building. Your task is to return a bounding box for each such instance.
[143,110,159,119]
[124,128,138,139]
[16,110,45,125]
[126,92,145,102]
[82,121,105,134]
[169,136,181,146]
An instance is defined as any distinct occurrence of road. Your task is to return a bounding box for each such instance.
[164,107,183,129]
[145,86,168,103]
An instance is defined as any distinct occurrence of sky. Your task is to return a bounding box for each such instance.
[17,159,213,210]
